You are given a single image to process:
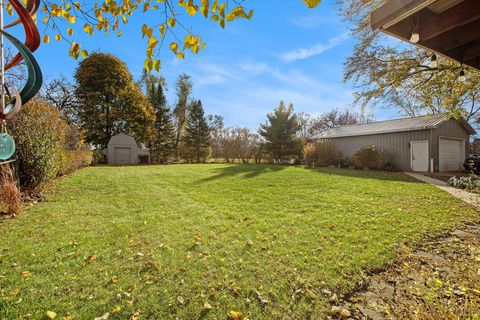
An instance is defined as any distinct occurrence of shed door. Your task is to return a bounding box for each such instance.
[114,147,131,165]
[439,138,464,171]
[411,141,429,172]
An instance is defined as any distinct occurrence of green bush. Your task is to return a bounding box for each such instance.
[92,149,106,165]
[352,146,397,171]
[58,150,93,176]
[8,99,68,191]
[303,141,343,167]
[448,175,478,191]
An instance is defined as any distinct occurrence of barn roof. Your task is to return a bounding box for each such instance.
[315,113,476,139]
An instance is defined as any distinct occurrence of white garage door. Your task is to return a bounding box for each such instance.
[114,147,132,165]
[439,138,464,171]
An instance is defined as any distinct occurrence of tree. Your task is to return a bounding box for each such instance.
[259,101,301,161]
[308,108,371,137]
[338,0,480,124]
[144,73,175,163]
[37,1,320,65]
[184,100,211,162]
[74,52,155,147]
[173,73,193,160]
[43,75,79,126]
[43,76,84,150]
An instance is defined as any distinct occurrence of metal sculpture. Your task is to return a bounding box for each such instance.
[0,0,42,161]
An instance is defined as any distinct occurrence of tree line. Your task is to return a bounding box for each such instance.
[43,52,370,165]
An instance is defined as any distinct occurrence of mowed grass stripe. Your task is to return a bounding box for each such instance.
[0,165,476,319]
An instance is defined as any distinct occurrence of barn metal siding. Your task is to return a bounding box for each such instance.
[431,119,470,171]
[324,129,432,171]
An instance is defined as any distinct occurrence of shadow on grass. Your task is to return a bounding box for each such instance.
[306,166,423,183]
[196,163,423,184]
[197,164,288,183]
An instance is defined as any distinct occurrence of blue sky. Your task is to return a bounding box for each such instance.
[27,0,396,128]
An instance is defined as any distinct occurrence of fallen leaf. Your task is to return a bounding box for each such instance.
[177,296,184,304]
[10,288,20,296]
[204,301,212,310]
[305,289,317,299]
[86,253,97,262]
[227,310,244,320]
[21,271,32,278]
[46,311,57,319]
[112,305,121,313]
[94,312,110,320]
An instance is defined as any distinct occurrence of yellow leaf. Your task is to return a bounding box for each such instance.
[148,36,158,48]
[80,50,88,59]
[167,18,176,27]
[83,24,94,35]
[67,28,73,36]
[68,16,76,23]
[42,35,50,43]
[55,34,62,41]
[112,305,121,313]
[303,0,321,8]
[159,25,166,37]
[144,59,153,72]
[186,4,198,16]
[47,311,57,319]
[21,271,32,278]
[169,42,178,53]
[153,59,160,72]
[227,311,244,320]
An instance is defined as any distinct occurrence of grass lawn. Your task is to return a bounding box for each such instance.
[0,164,477,319]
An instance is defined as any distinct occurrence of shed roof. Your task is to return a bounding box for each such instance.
[107,134,137,146]
[316,113,476,139]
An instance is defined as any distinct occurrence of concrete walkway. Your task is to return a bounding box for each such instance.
[406,172,480,207]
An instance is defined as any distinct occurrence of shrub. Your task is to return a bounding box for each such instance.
[8,99,68,191]
[448,175,479,191]
[304,141,343,167]
[58,150,93,176]
[0,164,21,216]
[92,149,106,165]
[352,146,397,171]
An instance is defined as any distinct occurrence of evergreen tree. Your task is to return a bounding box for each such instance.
[145,75,175,163]
[259,101,301,161]
[184,100,211,162]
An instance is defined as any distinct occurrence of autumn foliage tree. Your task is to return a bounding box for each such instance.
[74,52,155,147]
[36,1,321,67]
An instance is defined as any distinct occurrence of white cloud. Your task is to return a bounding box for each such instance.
[280,32,349,63]
[162,58,355,128]
[290,14,338,29]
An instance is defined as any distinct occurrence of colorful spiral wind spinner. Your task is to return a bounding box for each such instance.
[0,0,42,161]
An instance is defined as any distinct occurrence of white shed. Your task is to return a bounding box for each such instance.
[106,134,150,165]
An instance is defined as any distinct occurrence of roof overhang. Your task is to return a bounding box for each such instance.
[371,0,480,71]
[457,117,477,135]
